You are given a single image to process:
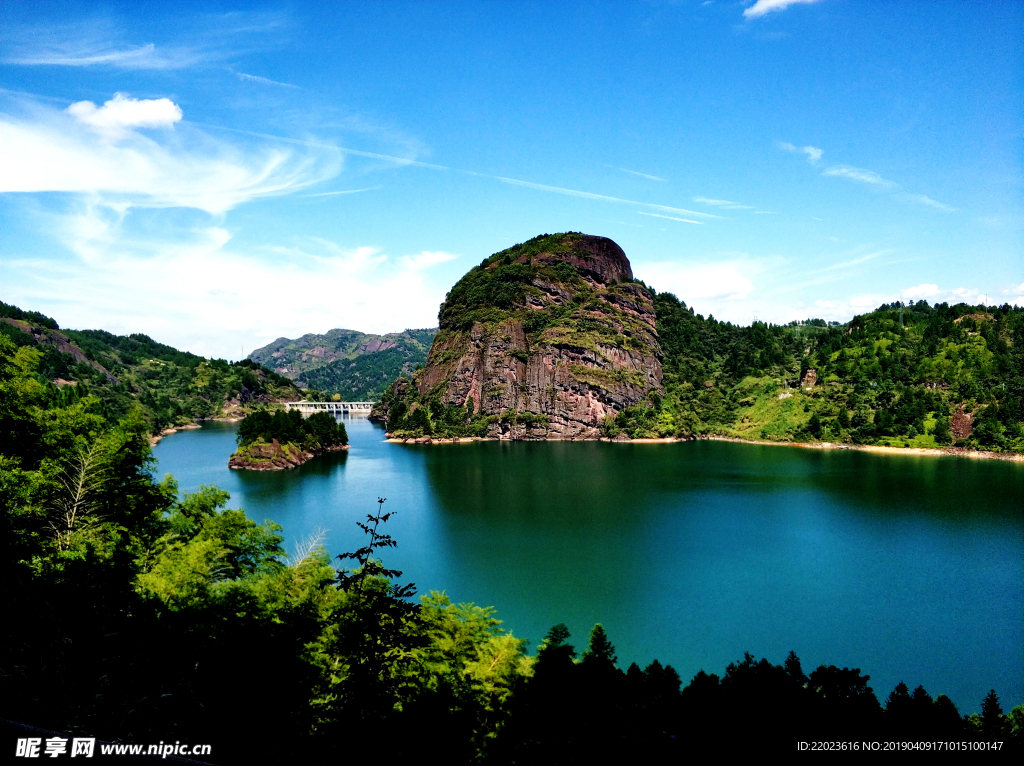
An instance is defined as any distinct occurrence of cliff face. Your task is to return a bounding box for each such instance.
[380,233,663,440]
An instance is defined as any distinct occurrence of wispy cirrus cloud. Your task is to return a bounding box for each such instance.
[495,177,722,219]
[638,212,703,225]
[235,71,298,88]
[819,249,893,272]
[897,193,958,213]
[202,124,728,221]
[693,196,754,210]
[778,141,823,164]
[784,144,959,211]
[822,165,897,188]
[5,41,205,70]
[303,187,379,198]
[3,12,291,71]
[0,94,340,214]
[744,0,825,20]
[2,17,210,70]
[619,167,667,182]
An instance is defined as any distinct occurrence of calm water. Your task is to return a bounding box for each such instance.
[153,416,1023,712]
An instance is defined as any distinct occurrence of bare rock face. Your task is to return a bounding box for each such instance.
[951,408,974,440]
[384,233,663,440]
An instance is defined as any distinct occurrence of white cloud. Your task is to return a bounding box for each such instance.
[639,261,756,302]
[744,0,824,19]
[5,208,459,359]
[236,71,297,88]
[2,14,286,70]
[778,141,823,164]
[897,193,957,212]
[619,167,667,182]
[303,187,378,198]
[495,177,721,218]
[802,146,823,163]
[1001,282,1024,306]
[638,212,703,224]
[693,196,754,210]
[899,283,1016,306]
[822,165,897,188]
[0,96,340,214]
[900,283,941,301]
[820,249,892,273]
[399,251,459,271]
[67,92,182,134]
[6,41,204,70]
[809,295,888,321]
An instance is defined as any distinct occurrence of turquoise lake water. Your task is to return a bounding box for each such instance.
[153,415,1023,712]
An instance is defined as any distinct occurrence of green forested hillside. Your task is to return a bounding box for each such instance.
[615,295,1023,453]
[1,302,303,433]
[298,343,433,400]
[249,327,436,400]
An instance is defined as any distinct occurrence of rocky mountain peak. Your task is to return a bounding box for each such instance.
[377,233,664,440]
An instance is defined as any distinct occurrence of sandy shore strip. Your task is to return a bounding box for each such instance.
[149,422,202,446]
[383,432,1022,461]
[705,435,1024,462]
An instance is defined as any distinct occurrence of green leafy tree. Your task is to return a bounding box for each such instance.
[316,498,426,750]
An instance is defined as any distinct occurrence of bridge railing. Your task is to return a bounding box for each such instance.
[282,401,375,415]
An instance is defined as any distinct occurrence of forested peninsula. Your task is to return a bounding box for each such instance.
[1,331,1021,760]
[373,233,1024,456]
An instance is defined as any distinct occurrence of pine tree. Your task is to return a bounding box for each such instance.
[581,623,617,668]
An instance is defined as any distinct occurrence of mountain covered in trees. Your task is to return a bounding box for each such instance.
[2,331,1020,760]
[374,233,665,439]
[373,234,1023,454]
[1,301,304,434]
[248,327,436,401]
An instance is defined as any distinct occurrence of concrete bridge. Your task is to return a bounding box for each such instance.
[283,401,375,416]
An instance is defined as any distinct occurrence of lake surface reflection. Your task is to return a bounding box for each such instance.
[153,415,1023,711]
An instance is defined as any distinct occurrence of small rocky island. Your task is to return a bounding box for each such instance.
[372,232,663,440]
[229,407,349,470]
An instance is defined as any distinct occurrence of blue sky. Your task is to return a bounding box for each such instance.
[1,0,1021,359]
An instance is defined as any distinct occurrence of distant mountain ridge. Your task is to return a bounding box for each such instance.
[248,327,436,401]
